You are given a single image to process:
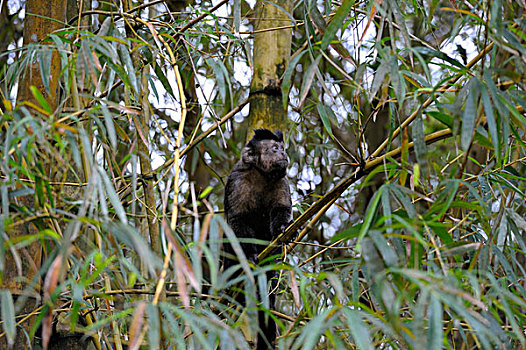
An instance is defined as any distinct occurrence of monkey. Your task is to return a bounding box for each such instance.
[223,128,292,349]
[224,128,292,264]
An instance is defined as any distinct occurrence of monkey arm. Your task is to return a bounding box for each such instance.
[270,205,292,239]
[269,178,292,240]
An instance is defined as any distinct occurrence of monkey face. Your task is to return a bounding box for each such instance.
[239,129,289,179]
[257,139,289,177]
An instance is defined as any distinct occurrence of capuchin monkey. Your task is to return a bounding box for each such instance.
[223,128,292,349]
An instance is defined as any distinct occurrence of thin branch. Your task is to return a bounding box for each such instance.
[259,128,453,260]
[369,42,494,159]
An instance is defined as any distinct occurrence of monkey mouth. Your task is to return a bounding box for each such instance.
[268,166,288,179]
[275,159,289,167]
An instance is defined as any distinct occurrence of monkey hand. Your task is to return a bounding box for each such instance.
[272,220,297,243]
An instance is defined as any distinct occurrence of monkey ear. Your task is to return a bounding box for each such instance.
[274,130,284,142]
[241,145,257,164]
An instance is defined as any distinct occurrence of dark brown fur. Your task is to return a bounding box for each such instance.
[223,129,292,349]
[224,129,292,263]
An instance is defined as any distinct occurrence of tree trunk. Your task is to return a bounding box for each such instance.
[1,0,67,349]
[17,0,66,108]
[248,0,293,136]
[243,1,293,347]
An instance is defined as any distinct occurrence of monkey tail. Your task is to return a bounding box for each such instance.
[256,307,276,350]
[256,270,277,349]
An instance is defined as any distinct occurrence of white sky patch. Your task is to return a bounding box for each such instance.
[8,0,22,16]
[442,26,478,64]
[212,0,230,17]
[233,59,251,86]
[196,73,219,123]
[151,153,165,170]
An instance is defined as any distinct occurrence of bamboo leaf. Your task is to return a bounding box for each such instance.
[30,86,52,114]
[481,83,500,162]
[233,0,241,32]
[298,55,322,108]
[321,0,356,50]
[342,308,374,350]
[461,79,479,152]
[207,57,231,105]
[282,50,307,109]
[0,289,16,346]
[316,104,335,138]
[412,113,427,168]
[154,63,175,98]
[369,60,389,103]
[214,215,254,284]
[118,41,138,95]
[98,166,127,224]
[39,48,52,93]
[413,47,465,69]
[129,301,146,350]
[427,295,443,350]
[368,230,398,267]
[389,55,405,107]
[101,105,117,149]
[147,303,160,350]
[293,309,330,350]
[356,187,382,250]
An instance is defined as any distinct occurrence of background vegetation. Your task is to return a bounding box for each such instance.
[0,0,525,349]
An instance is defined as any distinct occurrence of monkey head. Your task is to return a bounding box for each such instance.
[241,129,289,179]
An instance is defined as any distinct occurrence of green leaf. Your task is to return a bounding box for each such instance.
[481,83,500,162]
[98,166,127,224]
[30,86,52,114]
[368,230,398,267]
[0,289,16,346]
[214,215,254,283]
[427,222,454,245]
[293,309,330,350]
[342,308,374,350]
[369,60,389,102]
[503,29,526,56]
[117,41,138,95]
[381,185,392,231]
[390,185,416,218]
[153,63,175,98]
[35,175,44,207]
[282,50,307,109]
[412,113,427,168]
[101,105,117,149]
[461,79,479,152]
[49,34,70,93]
[109,222,162,276]
[427,110,454,128]
[160,303,186,349]
[413,47,465,70]
[321,0,356,50]
[233,0,241,32]
[147,303,160,350]
[316,104,335,138]
[39,48,53,93]
[331,224,361,242]
[427,180,459,220]
[427,295,443,350]
[356,187,382,250]
[389,55,405,106]
[298,55,322,107]
[206,58,231,105]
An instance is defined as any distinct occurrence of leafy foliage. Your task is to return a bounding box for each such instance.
[0,0,525,349]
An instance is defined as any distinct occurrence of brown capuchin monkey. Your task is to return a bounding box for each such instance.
[224,128,292,349]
